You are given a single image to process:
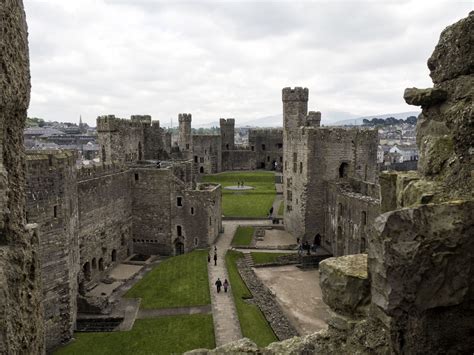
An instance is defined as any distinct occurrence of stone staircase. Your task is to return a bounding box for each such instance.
[76,317,124,332]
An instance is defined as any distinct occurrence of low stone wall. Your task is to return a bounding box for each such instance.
[236,257,299,340]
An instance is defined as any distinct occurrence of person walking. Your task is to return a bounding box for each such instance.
[207,253,211,263]
[215,278,222,293]
[314,233,321,253]
[214,253,217,266]
[223,279,229,293]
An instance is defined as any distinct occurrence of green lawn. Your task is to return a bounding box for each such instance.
[125,250,210,309]
[251,252,292,265]
[231,226,254,246]
[202,171,276,218]
[277,201,284,217]
[55,314,215,355]
[225,250,277,347]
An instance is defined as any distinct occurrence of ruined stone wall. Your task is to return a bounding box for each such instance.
[25,151,79,351]
[192,135,222,174]
[77,166,132,286]
[324,181,379,256]
[221,150,256,171]
[220,118,235,151]
[142,119,170,160]
[131,167,174,255]
[248,129,283,170]
[97,115,145,164]
[0,1,45,353]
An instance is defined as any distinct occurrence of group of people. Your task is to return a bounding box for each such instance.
[236,180,245,188]
[208,246,218,265]
[297,234,322,256]
[208,245,230,293]
[215,278,229,293]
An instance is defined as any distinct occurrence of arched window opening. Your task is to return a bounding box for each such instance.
[111,249,117,262]
[138,142,143,161]
[177,225,182,237]
[92,258,97,270]
[98,258,104,271]
[339,162,349,178]
[83,262,91,281]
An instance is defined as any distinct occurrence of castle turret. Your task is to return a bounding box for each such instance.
[307,111,321,127]
[282,87,309,133]
[178,113,193,156]
[220,118,235,150]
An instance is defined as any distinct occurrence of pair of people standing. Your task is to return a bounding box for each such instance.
[236,180,245,188]
[208,246,218,265]
[215,278,229,293]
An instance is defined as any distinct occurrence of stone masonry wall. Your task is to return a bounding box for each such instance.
[221,150,256,171]
[324,181,379,256]
[248,129,283,170]
[26,151,80,351]
[192,135,222,174]
[0,1,45,353]
[77,168,132,286]
[131,167,174,255]
[97,115,146,164]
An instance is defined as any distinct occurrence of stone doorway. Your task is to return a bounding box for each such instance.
[175,241,184,255]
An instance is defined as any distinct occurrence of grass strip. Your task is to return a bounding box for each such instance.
[225,250,277,347]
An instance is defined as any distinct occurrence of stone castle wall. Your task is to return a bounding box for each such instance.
[192,135,222,174]
[221,150,257,171]
[283,87,379,244]
[25,151,79,350]
[248,129,283,170]
[0,1,45,353]
[77,166,132,286]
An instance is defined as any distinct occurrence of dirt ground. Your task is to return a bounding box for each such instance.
[253,265,330,335]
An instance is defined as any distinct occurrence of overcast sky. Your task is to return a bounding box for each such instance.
[25,0,472,126]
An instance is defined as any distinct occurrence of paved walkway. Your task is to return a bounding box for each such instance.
[208,221,243,346]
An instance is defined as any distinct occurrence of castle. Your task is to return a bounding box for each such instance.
[0,1,472,354]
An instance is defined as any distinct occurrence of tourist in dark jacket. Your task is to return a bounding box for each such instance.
[215,278,222,293]
[223,279,229,293]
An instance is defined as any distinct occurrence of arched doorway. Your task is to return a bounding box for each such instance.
[339,162,349,178]
[98,258,104,271]
[111,249,117,262]
[175,240,184,255]
[92,257,97,270]
[199,166,204,174]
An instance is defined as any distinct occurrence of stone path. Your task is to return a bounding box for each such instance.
[271,194,283,218]
[208,221,243,346]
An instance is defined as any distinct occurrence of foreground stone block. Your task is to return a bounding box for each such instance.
[319,254,370,317]
[369,200,474,354]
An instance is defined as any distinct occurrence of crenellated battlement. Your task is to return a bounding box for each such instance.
[282,87,309,101]
[77,162,127,181]
[26,150,77,170]
[219,118,235,126]
[307,111,321,127]
[178,113,192,123]
[131,115,152,125]
[97,115,150,132]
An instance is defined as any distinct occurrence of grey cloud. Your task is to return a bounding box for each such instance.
[25,0,473,126]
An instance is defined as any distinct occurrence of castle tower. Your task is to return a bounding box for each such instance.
[282,87,309,134]
[220,118,235,150]
[178,113,193,156]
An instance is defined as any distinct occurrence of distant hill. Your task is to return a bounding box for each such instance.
[331,111,420,126]
[194,110,420,129]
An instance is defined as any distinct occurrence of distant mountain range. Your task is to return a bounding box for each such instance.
[195,111,420,128]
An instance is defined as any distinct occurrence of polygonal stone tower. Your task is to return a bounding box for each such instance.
[178,113,193,158]
[282,87,309,134]
[220,118,235,150]
[307,111,322,127]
